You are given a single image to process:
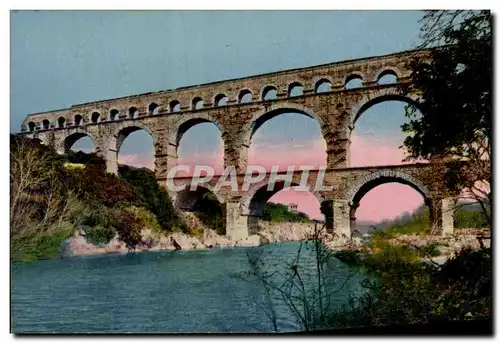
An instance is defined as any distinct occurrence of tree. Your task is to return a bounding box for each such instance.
[402,10,492,224]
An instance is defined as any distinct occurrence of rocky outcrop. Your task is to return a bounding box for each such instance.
[387,228,491,254]
[61,232,128,257]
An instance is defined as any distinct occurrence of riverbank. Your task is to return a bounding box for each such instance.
[334,227,491,267]
[60,220,352,257]
[60,216,490,261]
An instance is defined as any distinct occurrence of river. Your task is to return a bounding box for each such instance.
[11,242,367,333]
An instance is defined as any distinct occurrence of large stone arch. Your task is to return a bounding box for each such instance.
[240,179,324,236]
[241,102,327,147]
[346,170,431,207]
[107,121,157,151]
[58,131,98,154]
[240,178,325,216]
[349,87,421,127]
[173,183,224,211]
[169,113,224,149]
[104,122,157,174]
[343,170,435,236]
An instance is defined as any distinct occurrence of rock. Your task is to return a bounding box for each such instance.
[171,237,182,250]
[61,233,127,257]
[235,235,261,247]
[201,229,233,248]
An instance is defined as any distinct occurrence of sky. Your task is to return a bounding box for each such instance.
[10,10,427,222]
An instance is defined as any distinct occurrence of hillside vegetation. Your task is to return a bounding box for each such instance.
[263,202,312,223]
[10,135,185,261]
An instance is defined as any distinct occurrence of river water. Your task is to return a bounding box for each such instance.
[11,242,366,333]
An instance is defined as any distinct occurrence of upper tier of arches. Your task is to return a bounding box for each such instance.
[22,62,411,132]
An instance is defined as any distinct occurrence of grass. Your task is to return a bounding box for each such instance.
[11,226,74,262]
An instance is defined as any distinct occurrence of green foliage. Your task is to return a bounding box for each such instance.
[402,10,491,160]
[373,203,489,237]
[263,202,311,223]
[126,205,162,233]
[112,209,143,249]
[333,250,362,267]
[454,207,489,228]
[68,164,140,208]
[119,165,182,231]
[11,225,74,261]
[402,10,491,225]
[420,242,441,257]
[191,191,224,235]
[325,247,492,329]
[83,225,115,246]
[10,136,183,260]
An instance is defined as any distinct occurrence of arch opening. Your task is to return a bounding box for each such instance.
[192,97,204,110]
[350,98,423,167]
[175,186,224,235]
[238,90,253,104]
[315,79,332,93]
[148,103,159,115]
[350,181,431,237]
[262,86,278,101]
[247,182,322,235]
[116,126,155,171]
[247,108,327,170]
[170,100,181,113]
[176,119,224,175]
[377,70,399,85]
[91,112,100,123]
[288,82,304,97]
[64,132,95,154]
[74,115,83,126]
[129,106,139,119]
[42,119,50,130]
[28,122,36,132]
[345,75,363,89]
[109,109,119,121]
[214,94,228,107]
[58,117,66,128]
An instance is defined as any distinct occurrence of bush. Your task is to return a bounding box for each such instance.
[420,242,442,257]
[263,202,311,223]
[119,165,182,231]
[68,164,140,208]
[112,209,143,249]
[126,206,162,233]
[11,225,74,261]
[323,247,492,329]
[83,225,115,246]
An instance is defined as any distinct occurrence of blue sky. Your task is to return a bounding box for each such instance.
[11,10,422,131]
[10,10,426,221]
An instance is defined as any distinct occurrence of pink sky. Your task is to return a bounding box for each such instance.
[118,131,425,223]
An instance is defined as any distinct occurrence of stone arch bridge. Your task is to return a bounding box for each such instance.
[18,48,456,241]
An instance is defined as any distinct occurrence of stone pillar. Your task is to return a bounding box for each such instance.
[333,199,351,238]
[321,200,334,232]
[247,215,261,236]
[105,148,118,175]
[223,201,248,242]
[322,199,351,237]
[325,125,351,169]
[154,141,178,181]
[223,140,248,175]
[431,197,455,235]
[349,203,359,233]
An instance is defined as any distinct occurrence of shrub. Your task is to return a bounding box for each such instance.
[119,165,182,231]
[83,225,115,246]
[112,209,143,249]
[126,206,162,233]
[11,224,74,261]
[420,242,442,257]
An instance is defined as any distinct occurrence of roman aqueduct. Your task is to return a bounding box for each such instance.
[18,48,457,241]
